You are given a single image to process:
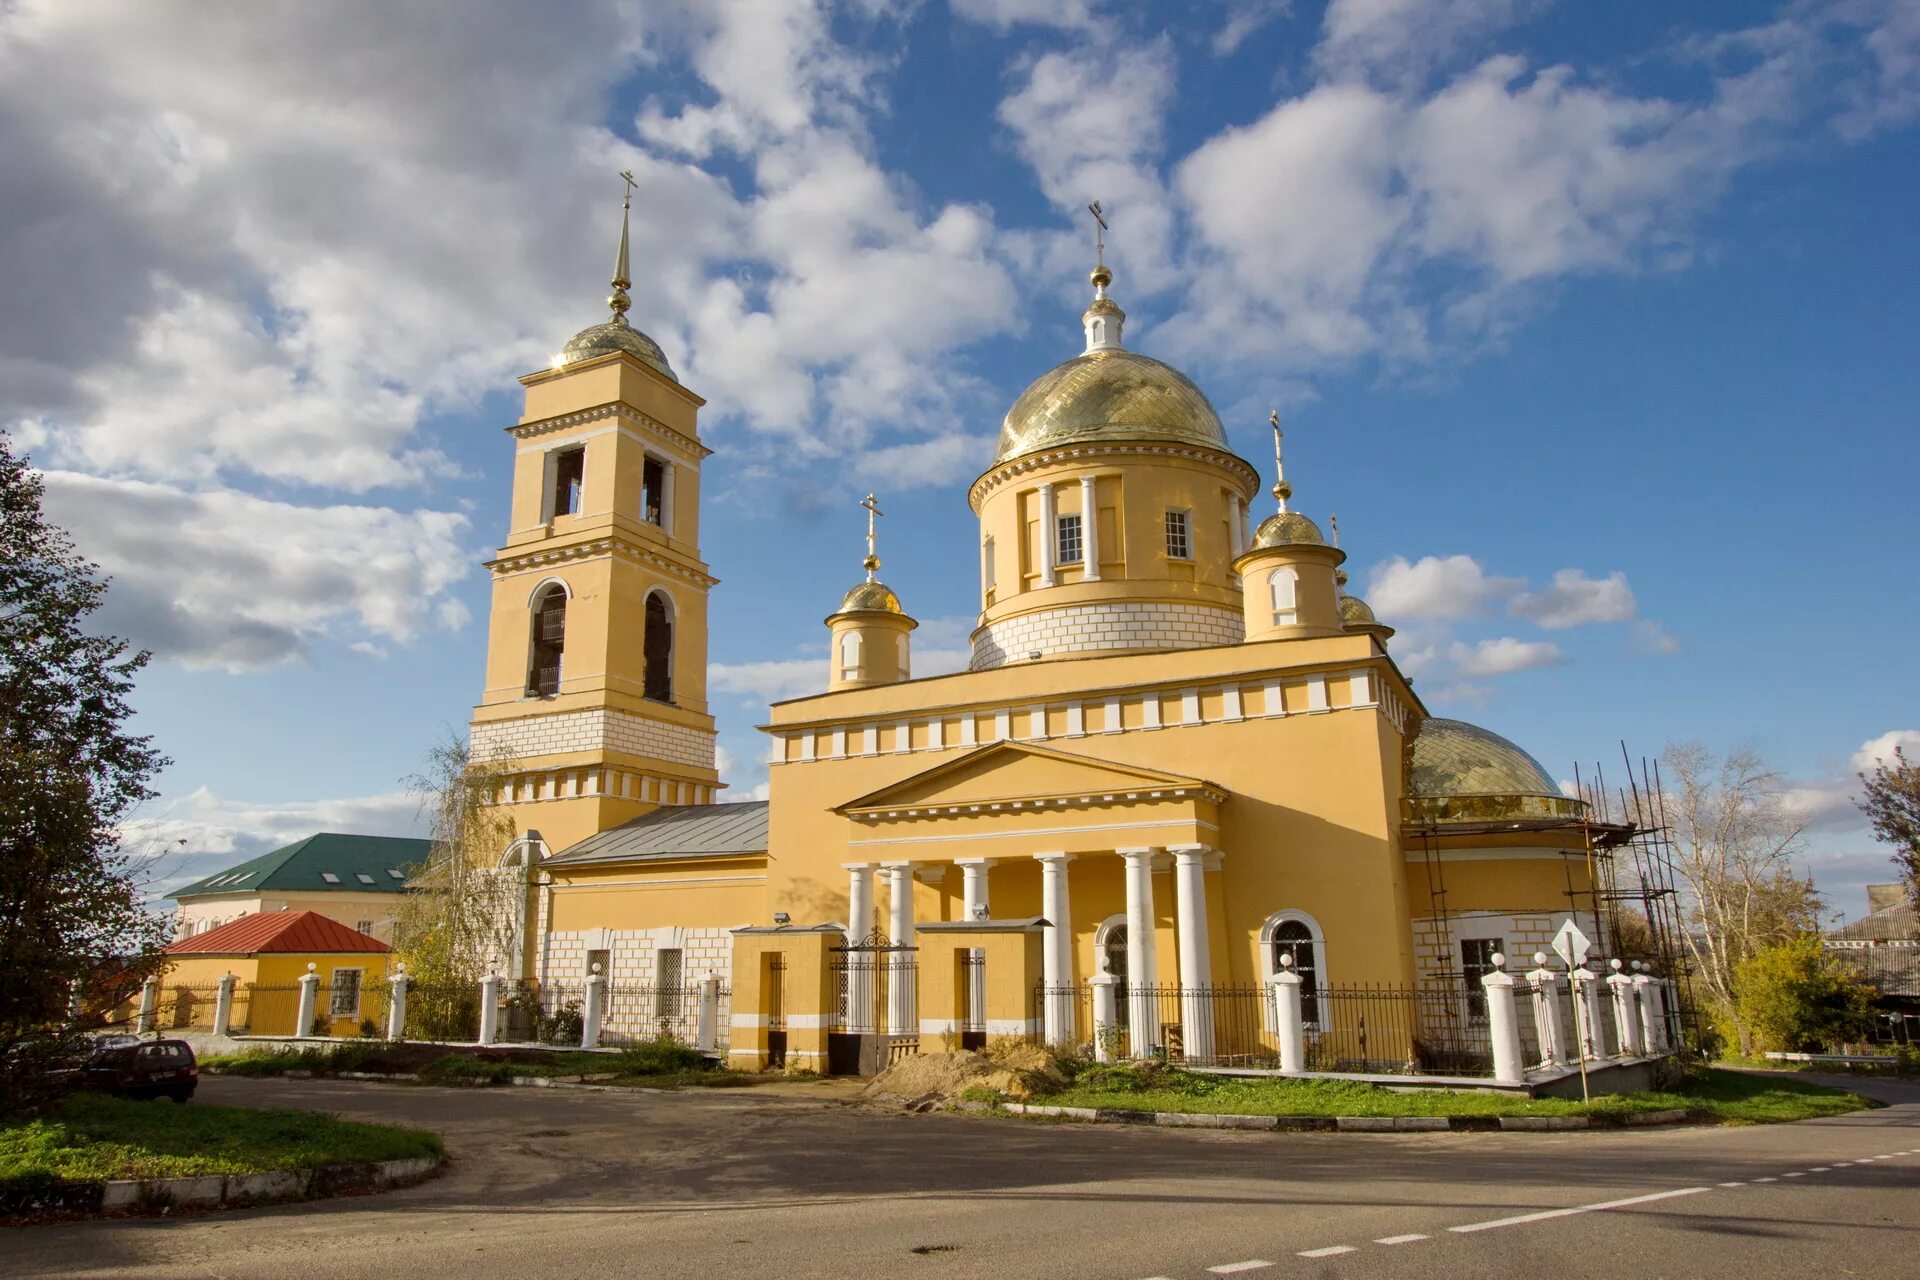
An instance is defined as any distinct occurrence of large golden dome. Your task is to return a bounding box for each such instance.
[995,349,1228,466]
[1409,718,1560,799]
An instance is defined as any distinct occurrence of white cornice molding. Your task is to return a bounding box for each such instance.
[508,402,712,461]
[486,536,720,588]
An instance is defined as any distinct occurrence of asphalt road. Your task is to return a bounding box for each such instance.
[7,1072,1917,1280]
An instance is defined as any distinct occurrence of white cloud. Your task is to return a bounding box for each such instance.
[949,0,1101,33]
[39,470,472,670]
[1448,636,1568,676]
[1853,729,1920,772]
[1367,554,1521,621]
[1632,619,1682,654]
[1510,568,1636,628]
[1317,0,1542,87]
[709,657,829,707]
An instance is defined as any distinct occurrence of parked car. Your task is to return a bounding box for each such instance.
[76,1038,198,1102]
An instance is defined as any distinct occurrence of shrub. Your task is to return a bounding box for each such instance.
[1733,936,1877,1053]
[358,1018,380,1039]
[614,1035,708,1076]
[540,1001,584,1046]
[416,1055,514,1087]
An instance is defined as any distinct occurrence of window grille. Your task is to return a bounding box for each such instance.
[1164,509,1191,559]
[655,949,684,1017]
[1056,513,1083,565]
[529,586,567,698]
[329,970,362,1018]
[585,948,610,976]
[1461,938,1504,1020]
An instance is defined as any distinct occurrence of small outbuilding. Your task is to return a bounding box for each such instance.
[156,910,392,1036]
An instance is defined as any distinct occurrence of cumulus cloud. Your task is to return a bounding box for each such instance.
[1448,636,1568,677]
[709,657,830,707]
[950,0,1101,32]
[1854,729,1920,771]
[1510,568,1637,628]
[1317,0,1542,87]
[1367,554,1522,621]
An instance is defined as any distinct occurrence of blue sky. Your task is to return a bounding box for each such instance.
[4,0,1915,918]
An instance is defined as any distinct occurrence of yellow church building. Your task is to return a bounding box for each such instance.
[468,190,1611,1073]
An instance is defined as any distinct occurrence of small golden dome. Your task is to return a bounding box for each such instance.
[995,349,1228,466]
[557,319,678,382]
[1250,511,1326,549]
[837,581,904,614]
[1339,593,1378,625]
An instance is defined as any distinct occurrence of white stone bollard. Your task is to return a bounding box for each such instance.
[1569,963,1606,1060]
[478,972,502,1045]
[581,965,607,1050]
[1526,952,1562,1069]
[387,965,409,1042]
[1482,953,1526,1086]
[295,964,322,1039]
[1633,966,1668,1055]
[213,974,236,1037]
[1089,973,1119,1063]
[696,974,721,1052]
[1271,958,1305,1074]
[1607,959,1643,1058]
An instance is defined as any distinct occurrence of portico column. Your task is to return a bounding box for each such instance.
[1078,474,1101,581]
[1035,853,1075,1049]
[1038,483,1057,587]
[956,858,993,1036]
[1169,844,1215,1064]
[843,862,876,1034]
[883,862,917,1037]
[1119,847,1162,1057]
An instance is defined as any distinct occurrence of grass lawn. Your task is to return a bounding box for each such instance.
[0,1093,441,1193]
[1028,1065,1872,1125]
[202,1037,762,1089]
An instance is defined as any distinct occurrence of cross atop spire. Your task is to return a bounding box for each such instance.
[860,492,884,582]
[608,170,636,326]
[1270,409,1292,513]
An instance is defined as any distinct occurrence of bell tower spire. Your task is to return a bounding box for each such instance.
[609,170,636,326]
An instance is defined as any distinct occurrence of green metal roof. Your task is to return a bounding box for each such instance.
[171,833,432,900]
[546,802,769,867]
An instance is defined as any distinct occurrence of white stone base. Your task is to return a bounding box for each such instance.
[971,601,1244,670]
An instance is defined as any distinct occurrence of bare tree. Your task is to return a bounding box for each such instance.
[1661,741,1822,1054]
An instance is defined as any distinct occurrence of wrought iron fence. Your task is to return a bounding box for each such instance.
[605,982,703,1046]
[404,981,482,1042]
[241,984,306,1037]
[154,982,225,1031]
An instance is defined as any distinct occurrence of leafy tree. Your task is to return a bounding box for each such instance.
[1856,746,1920,905]
[0,432,171,1110]
[1733,935,1876,1054]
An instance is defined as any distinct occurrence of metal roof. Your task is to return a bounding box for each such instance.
[172,833,431,900]
[163,910,389,956]
[546,802,769,867]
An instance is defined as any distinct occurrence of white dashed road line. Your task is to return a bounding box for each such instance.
[1206,1262,1274,1275]
[1448,1185,1714,1234]
[1374,1233,1429,1245]
[1297,1247,1356,1259]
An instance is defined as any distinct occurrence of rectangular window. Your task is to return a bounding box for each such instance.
[1164,509,1191,559]
[548,447,586,520]
[654,949,684,1017]
[1056,513,1083,565]
[329,969,362,1018]
[585,948,610,977]
[982,536,996,592]
[641,455,666,527]
[1461,937,1504,1018]
[355,920,374,936]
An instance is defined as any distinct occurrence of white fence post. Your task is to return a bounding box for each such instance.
[295,964,321,1039]
[68,976,87,1023]
[135,975,159,1034]
[478,972,502,1045]
[1482,953,1526,1085]
[1089,973,1119,1063]
[696,974,720,1052]
[213,974,236,1037]
[1570,964,1605,1060]
[1271,957,1305,1074]
[387,964,409,1042]
[1526,952,1562,1069]
[1633,965,1667,1055]
[582,965,607,1050]
[1607,959,1643,1058]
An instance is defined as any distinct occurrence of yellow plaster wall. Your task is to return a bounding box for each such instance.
[545,857,768,933]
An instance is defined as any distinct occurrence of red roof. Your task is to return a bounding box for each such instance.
[165,910,389,956]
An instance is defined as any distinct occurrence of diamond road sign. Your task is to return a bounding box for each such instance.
[1552,919,1593,969]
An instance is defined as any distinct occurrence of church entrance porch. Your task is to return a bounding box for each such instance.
[827,933,918,1075]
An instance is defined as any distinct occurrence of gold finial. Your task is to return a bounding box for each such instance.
[1087,200,1111,292]
[609,170,636,325]
[859,492,884,583]
[1269,409,1291,513]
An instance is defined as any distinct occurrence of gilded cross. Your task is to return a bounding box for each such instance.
[1088,200,1108,264]
[619,169,637,209]
[860,493,884,582]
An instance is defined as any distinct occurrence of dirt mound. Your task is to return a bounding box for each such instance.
[862,1044,1069,1110]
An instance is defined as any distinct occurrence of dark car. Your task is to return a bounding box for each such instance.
[77,1038,198,1103]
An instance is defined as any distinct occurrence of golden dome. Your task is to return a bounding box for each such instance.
[995,349,1228,466]
[837,581,904,614]
[1409,718,1560,798]
[1250,511,1326,549]
[1339,593,1378,625]
[557,319,678,382]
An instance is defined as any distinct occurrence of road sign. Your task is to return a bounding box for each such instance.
[1552,919,1592,969]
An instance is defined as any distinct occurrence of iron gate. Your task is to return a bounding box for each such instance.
[828,931,917,1075]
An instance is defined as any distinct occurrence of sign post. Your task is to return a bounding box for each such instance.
[1552,920,1594,1103]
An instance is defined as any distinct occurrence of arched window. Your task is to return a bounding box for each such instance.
[1097,915,1130,1029]
[1268,567,1299,627]
[643,591,673,703]
[1259,910,1329,1030]
[527,583,567,697]
[840,631,862,680]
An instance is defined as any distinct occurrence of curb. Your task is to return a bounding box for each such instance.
[995,1102,1698,1133]
[4,1155,445,1219]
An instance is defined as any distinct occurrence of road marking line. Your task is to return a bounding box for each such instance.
[1830,1161,1851,1166]
[1717,1181,1745,1187]
[1782,1172,1805,1178]
[1753,1177,1778,1182]
[1810,1166,1830,1172]
[1207,1263,1274,1274]
[1374,1234,1429,1245]
[1298,1247,1356,1259]
[1448,1186,1712,1234]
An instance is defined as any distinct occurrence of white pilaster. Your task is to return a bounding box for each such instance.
[1079,474,1101,581]
[883,862,918,1036]
[1119,847,1162,1057]
[1230,493,1246,557]
[1038,483,1057,588]
[1170,844,1216,1064]
[1035,852,1076,1049]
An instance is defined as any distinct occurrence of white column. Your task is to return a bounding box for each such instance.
[1089,973,1119,1062]
[883,862,917,1037]
[1229,494,1246,557]
[294,965,320,1040]
[1079,474,1101,581]
[1570,964,1606,1061]
[1037,482,1057,587]
[957,858,992,1036]
[1270,961,1305,1073]
[213,974,236,1038]
[1607,960,1643,1057]
[1170,844,1215,1065]
[478,972,502,1045]
[1119,847,1161,1057]
[1481,954,1525,1085]
[1632,967,1663,1055]
[1035,853,1076,1049]
[1526,953,1562,1069]
[844,861,876,1034]
[697,974,721,1052]
[386,966,409,1043]
[582,964,606,1049]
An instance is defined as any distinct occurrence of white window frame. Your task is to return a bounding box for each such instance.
[1257,909,1330,1032]
[1268,566,1299,627]
[1056,512,1083,565]
[840,631,862,679]
[1164,509,1192,560]
[982,535,996,593]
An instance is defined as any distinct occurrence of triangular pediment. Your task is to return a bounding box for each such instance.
[837,741,1218,817]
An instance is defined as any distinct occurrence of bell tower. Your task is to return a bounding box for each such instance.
[468,176,720,857]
